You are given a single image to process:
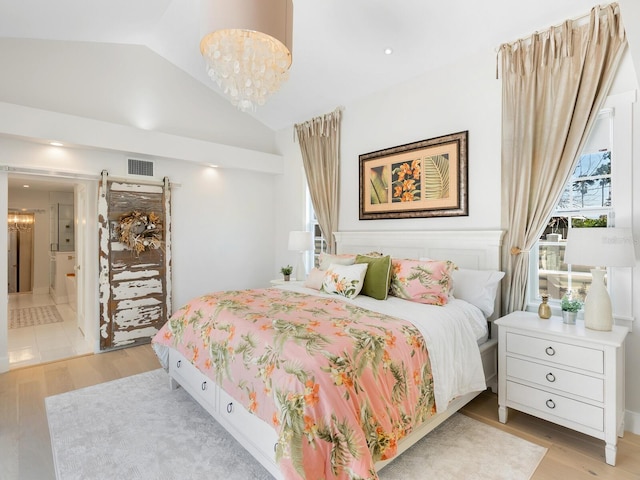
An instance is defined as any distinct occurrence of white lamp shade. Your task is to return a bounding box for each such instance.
[563,228,636,267]
[288,231,312,252]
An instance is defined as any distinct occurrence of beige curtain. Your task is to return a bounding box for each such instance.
[500,3,626,314]
[295,108,342,253]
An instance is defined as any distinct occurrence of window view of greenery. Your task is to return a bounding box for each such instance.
[538,149,612,303]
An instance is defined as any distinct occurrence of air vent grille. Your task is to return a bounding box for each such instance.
[128,158,154,177]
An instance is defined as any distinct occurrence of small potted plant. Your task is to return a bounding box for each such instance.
[561,292,582,325]
[280,265,293,281]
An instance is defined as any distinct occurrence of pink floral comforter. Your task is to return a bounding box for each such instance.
[152,288,436,479]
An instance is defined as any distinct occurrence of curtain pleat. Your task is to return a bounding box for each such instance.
[295,108,342,253]
[500,3,626,314]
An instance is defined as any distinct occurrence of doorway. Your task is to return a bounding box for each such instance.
[6,175,93,368]
[7,212,34,293]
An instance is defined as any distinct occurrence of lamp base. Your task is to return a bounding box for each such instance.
[295,251,306,282]
[584,268,613,331]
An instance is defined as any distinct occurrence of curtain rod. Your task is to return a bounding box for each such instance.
[497,2,620,51]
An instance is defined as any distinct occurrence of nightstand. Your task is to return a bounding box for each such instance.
[495,311,628,466]
[269,279,304,286]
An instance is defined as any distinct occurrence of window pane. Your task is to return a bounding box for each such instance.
[537,214,610,302]
[558,151,611,210]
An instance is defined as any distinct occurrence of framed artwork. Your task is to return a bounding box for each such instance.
[359,131,468,220]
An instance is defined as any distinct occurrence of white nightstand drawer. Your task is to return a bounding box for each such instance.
[506,356,604,402]
[507,332,603,374]
[507,381,604,431]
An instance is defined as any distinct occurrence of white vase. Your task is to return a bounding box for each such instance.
[584,268,613,331]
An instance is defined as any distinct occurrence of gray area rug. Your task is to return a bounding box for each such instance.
[46,369,546,480]
[9,305,64,329]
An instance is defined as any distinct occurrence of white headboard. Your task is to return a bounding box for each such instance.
[334,230,504,270]
[333,230,505,319]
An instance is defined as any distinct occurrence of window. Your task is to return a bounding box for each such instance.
[306,188,326,269]
[531,110,615,304]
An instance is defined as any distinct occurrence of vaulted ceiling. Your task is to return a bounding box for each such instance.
[0,0,630,157]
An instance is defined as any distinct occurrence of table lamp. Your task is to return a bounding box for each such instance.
[563,227,636,331]
[288,230,313,280]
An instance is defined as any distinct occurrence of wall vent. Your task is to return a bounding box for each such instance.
[128,158,154,177]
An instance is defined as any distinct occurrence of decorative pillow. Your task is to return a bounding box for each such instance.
[451,269,505,317]
[303,268,325,290]
[322,263,368,299]
[355,254,392,300]
[319,253,356,270]
[390,258,457,305]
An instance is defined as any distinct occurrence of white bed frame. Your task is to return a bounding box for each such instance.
[167,230,504,479]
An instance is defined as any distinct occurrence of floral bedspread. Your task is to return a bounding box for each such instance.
[152,288,436,480]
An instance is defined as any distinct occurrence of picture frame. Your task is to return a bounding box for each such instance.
[359,131,468,220]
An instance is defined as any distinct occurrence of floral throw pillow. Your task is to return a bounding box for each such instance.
[322,263,368,299]
[390,258,457,305]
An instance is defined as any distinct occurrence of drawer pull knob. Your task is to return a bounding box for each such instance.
[227,402,234,414]
[545,372,556,383]
[545,399,556,409]
[201,381,207,391]
[176,360,182,368]
[545,346,556,356]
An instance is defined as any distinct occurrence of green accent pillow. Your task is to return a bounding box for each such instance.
[355,254,392,300]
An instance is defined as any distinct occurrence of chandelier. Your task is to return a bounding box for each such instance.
[8,212,34,232]
[200,0,293,112]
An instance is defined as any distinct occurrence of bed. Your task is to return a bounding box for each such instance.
[152,230,504,479]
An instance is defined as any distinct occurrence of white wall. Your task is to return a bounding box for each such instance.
[0,136,277,369]
[276,46,640,432]
[339,50,502,231]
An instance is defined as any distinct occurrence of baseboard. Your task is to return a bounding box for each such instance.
[625,409,640,435]
[0,354,9,373]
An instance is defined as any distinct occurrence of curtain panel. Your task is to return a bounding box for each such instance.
[295,108,342,253]
[500,3,626,314]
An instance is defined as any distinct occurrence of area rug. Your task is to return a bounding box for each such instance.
[9,305,64,329]
[46,369,546,480]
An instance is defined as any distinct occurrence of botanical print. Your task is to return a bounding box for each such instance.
[359,131,467,219]
[153,288,435,480]
[391,159,421,203]
[369,165,389,204]
[424,154,450,200]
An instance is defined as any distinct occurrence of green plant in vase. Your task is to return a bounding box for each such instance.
[280,265,293,281]
[561,292,582,325]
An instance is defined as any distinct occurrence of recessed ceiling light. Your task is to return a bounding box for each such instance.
[384,47,393,55]
[50,141,63,147]
[23,184,30,188]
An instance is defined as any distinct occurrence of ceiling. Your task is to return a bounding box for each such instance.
[0,0,601,132]
[8,176,74,193]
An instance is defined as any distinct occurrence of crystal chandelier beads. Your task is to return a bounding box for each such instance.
[199,0,293,112]
[8,213,34,232]
[200,29,291,112]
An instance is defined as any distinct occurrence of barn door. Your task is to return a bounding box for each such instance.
[98,171,172,350]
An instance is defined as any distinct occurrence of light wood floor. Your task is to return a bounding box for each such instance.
[1,344,639,480]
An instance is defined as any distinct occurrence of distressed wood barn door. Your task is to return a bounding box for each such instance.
[98,172,172,350]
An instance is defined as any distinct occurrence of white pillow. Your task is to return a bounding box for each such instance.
[451,268,505,317]
[319,253,356,270]
[304,268,325,290]
[322,263,368,299]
